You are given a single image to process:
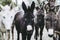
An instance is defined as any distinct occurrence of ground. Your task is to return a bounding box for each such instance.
[12,27,53,40]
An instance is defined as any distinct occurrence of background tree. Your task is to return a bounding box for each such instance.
[0,0,17,6]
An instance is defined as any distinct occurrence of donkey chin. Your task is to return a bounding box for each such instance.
[27,25,33,34]
[48,29,54,37]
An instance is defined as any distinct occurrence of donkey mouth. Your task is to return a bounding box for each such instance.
[48,34,53,37]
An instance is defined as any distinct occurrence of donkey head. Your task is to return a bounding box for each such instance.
[22,1,35,20]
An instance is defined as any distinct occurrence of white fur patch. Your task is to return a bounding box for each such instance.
[27,25,32,31]
[48,29,54,35]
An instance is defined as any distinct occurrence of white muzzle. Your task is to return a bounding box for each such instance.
[27,25,32,31]
[48,29,54,35]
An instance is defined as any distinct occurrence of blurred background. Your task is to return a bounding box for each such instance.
[0,0,60,9]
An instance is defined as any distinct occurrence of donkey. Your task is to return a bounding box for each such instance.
[0,5,12,40]
[44,0,60,40]
[45,3,60,40]
[34,6,44,40]
[0,5,19,40]
[12,1,35,40]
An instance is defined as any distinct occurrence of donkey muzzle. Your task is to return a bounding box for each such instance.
[27,25,33,31]
[48,29,54,37]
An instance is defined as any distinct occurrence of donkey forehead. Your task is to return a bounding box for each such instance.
[3,5,10,11]
[3,12,13,18]
[28,6,31,9]
[27,6,32,11]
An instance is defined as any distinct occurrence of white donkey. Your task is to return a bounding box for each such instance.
[0,5,19,40]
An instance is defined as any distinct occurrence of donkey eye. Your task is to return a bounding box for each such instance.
[11,16,12,18]
[3,16,5,19]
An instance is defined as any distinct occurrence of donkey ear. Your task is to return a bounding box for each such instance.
[31,1,35,11]
[55,5,59,12]
[22,2,27,12]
